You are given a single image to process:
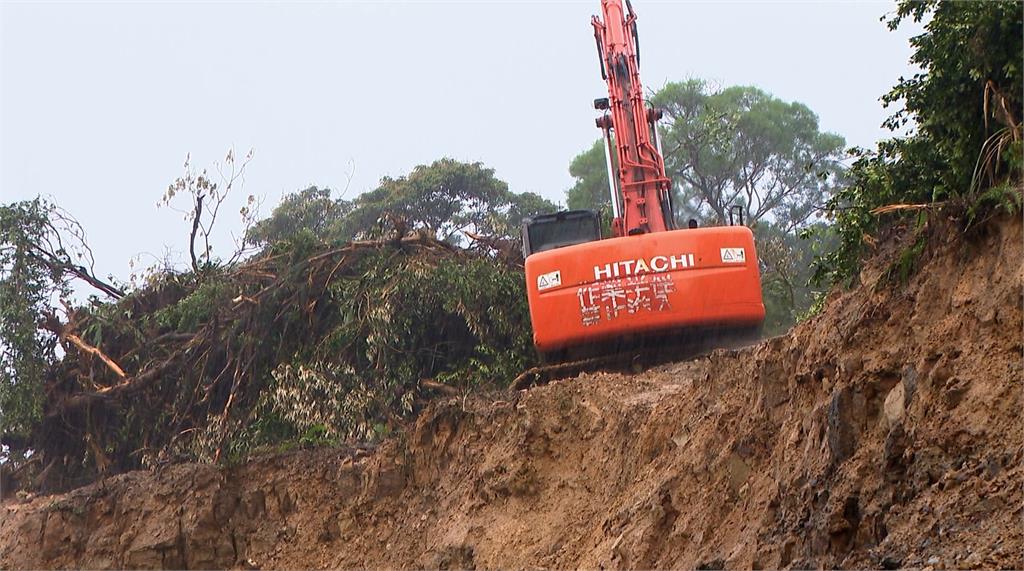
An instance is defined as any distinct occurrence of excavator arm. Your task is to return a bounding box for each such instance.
[592,0,674,236]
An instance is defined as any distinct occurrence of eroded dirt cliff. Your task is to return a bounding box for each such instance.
[2,217,1021,570]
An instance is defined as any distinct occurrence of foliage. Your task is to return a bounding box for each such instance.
[0,201,58,439]
[756,221,833,335]
[812,0,1022,286]
[0,199,123,441]
[565,140,617,236]
[246,186,352,246]
[2,224,534,491]
[258,252,532,442]
[492,191,557,242]
[249,160,556,248]
[884,226,929,286]
[651,80,846,227]
[152,277,233,332]
[2,154,549,493]
[335,159,556,244]
[566,140,612,214]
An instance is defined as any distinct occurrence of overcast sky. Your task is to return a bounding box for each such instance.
[1,1,923,285]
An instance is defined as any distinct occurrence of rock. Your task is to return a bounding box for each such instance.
[429,544,476,571]
[780,538,797,566]
[726,453,751,495]
[883,367,918,429]
[979,305,999,325]
[928,362,953,389]
[902,366,918,402]
[827,387,864,465]
[984,455,1003,479]
[880,555,902,569]
[364,463,406,498]
[883,381,907,426]
[318,516,340,543]
[942,377,970,409]
[969,496,1005,515]
[883,423,909,478]
[960,552,983,569]
[841,355,864,378]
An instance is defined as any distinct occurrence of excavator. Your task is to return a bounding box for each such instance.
[521,0,765,365]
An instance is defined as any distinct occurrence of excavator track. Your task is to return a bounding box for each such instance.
[511,325,763,390]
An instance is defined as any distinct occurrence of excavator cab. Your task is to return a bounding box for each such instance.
[521,210,602,258]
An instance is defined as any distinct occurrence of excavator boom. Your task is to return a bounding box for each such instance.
[591,0,673,236]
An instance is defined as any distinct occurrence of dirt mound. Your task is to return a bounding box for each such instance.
[2,216,1021,570]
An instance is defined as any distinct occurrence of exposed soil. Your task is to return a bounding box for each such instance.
[2,216,1021,570]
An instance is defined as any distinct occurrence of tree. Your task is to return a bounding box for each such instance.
[338,159,505,242]
[493,191,560,241]
[813,0,1023,286]
[566,140,612,213]
[882,0,1021,198]
[756,220,835,334]
[652,80,846,229]
[0,199,123,443]
[307,159,556,244]
[159,149,258,273]
[246,186,353,246]
[565,138,642,236]
[246,160,557,250]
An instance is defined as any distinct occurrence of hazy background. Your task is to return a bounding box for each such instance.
[1,1,923,284]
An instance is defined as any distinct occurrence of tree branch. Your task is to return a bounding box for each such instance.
[39,312,127,379]
[189,194,204,273]
[64,333,127,379]
[27,247,125,299]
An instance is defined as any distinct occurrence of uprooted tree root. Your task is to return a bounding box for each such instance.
[11,230,534,495]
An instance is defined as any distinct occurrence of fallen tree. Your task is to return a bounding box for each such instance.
[3,222,535,494]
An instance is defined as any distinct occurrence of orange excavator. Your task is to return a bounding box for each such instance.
[522,0,765,362]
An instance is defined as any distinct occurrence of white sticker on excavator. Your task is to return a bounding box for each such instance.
[720,248,746,263]
[537,270,562,291]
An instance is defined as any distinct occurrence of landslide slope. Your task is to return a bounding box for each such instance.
[2,216,1021,570]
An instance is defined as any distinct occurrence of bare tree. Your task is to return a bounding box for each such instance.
[159,148,257,273]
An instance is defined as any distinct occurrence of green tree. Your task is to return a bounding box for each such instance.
[565,140,620,236]
[246,186,353,246]
[247,160,556,248]
[756,220,835,334]
[0,199,123,442]
[652,80,846,228]
[813,0,1023,286]
[0,201,56,441]
[249,159,555,245]
[566,140,612,213]
[339,159,511,242]
[493,191,559,240]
